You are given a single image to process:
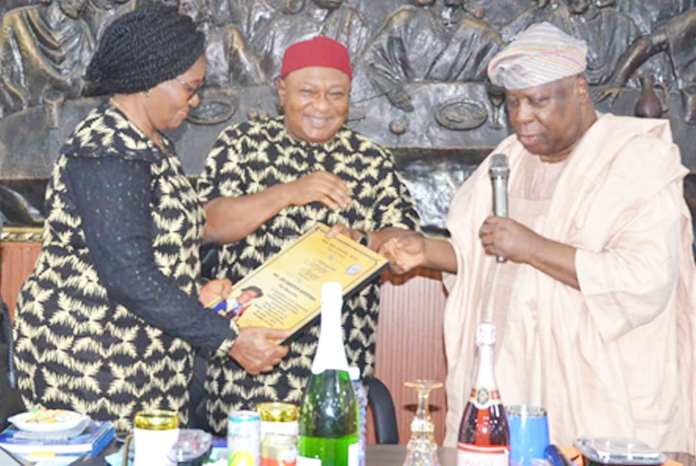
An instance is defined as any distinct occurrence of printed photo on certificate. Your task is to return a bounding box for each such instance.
[207,223,389,336]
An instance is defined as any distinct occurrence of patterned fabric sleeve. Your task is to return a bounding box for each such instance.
[198,125,249,203]
[368,142,421,232]
[65,156,238,354]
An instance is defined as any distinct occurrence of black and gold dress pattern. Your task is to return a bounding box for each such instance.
[198,116,420,433]
[13,103,236,431]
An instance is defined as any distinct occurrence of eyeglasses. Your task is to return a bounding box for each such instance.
[176,78,204,100]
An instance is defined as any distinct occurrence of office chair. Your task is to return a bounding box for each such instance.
[366,376,399,444]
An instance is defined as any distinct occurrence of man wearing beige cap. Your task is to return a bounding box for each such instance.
[380,22,696,452]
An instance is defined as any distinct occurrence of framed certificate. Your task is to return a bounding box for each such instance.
[207,223,389,336]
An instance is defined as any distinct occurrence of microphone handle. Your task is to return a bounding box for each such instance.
[491,176,508,263]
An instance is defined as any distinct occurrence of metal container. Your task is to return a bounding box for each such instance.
[261,433,298,466]
[256,402,299,439]
[228,410,261,466]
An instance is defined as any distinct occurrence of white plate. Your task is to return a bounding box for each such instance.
[9,410,89,433]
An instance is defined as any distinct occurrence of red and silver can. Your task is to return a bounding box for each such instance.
[228,410,261,466]
[261,433,298,466]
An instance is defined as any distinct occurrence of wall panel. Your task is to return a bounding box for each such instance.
[373,269,449,445]
[1,239,41,321]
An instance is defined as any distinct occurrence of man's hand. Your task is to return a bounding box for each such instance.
[229,327,292,375]
[287,172,352,210]
[199,278,233,307]
[379,232,427,274]
[478,216,544,263]
[479,216,580,288]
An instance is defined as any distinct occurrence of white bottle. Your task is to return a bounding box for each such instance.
[349,366,367,466]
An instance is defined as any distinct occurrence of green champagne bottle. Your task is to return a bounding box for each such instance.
[298,282,359,466]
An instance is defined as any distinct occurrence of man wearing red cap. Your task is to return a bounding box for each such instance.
[198,36,420,434]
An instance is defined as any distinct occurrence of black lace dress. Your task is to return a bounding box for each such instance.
[13,103,237,431]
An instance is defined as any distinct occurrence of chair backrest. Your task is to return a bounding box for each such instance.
[0,216,25,430]
[366,376,399,445]
[189,348,211,431]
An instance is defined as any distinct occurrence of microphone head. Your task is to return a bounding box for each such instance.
[489,153,509,179]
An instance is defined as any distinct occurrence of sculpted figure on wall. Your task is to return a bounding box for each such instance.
[353,0,503,112]
[250,0,369,82]
[228,0,281,42]
[0,0,94,118]
[602,9,696,123]
[544,0,640,85]
[82,0,134,41]
[500,0,560,42]
[179,0,266,88]
[613,0,694,34]
[1,0,696,229]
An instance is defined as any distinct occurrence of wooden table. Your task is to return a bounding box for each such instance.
[365,445,695,466]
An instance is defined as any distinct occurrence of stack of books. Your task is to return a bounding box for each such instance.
[0,420,115,463]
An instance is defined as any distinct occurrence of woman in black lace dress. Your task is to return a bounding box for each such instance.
[12,4,289,431]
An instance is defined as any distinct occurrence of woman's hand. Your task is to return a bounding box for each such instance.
[230,327,292,375]
[199,278,233,307]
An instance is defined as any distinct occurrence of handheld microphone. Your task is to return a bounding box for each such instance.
[489,153,509,263]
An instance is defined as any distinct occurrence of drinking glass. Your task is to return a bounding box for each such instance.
[506,405,550,466]
[486,83,506,130]
[403,379,443,466]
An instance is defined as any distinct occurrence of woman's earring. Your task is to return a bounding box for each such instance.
[145,89,151,98]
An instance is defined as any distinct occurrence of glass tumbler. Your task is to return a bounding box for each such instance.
[506,405,550,466]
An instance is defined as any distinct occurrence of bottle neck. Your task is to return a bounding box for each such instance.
[473,343,497,390]
[311,297,349,374]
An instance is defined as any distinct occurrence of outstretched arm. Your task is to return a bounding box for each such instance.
[379,232,458,274]
[608,31,669,88]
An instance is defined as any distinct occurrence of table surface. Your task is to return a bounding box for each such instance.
[365,445,696,466]
[96,440,694,466]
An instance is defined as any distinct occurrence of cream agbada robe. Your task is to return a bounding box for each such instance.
[443,113,696,453]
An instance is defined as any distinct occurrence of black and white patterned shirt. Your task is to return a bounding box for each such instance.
[13,103,237,431]
[198,116,420,433]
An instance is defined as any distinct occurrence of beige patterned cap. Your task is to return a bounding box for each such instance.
[488,22,587,90]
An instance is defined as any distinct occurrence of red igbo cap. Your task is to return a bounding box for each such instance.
[280,36,352,79]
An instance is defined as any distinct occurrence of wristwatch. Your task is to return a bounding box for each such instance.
[356,230,369,248]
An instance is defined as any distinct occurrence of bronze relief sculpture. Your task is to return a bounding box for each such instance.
[1,0,696,230]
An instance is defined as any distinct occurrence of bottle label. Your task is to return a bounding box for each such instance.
[457,443,509,466]
[468,387,502,409]
[297,458,321,466]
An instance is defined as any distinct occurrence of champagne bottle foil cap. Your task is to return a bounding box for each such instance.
[321,282,343,305]
[313,281,350,373]
[477,323,497,346]
[348,366,360,381]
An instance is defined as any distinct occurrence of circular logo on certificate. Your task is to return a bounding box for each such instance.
[347,264,361,275]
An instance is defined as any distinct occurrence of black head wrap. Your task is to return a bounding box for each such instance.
[84,4,204,96]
